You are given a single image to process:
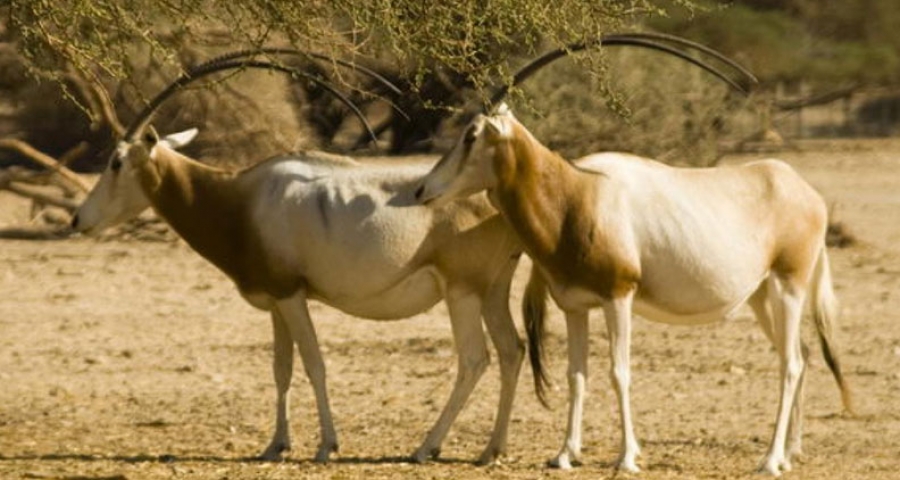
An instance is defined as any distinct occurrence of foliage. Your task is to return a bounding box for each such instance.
[5,0,694,98]
[1,0,707,163]
[6,0,897,168]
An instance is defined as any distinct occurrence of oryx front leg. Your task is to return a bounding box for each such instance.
[413,291,488,463]
[604,291,641,473]
[260,312,295,460]
[276,291,338,463]
[550,309,589,470]
[476,260,525,466]
[759,281,806,476]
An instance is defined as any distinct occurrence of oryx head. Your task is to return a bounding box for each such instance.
[415,104,518,207]
[71,127,198,235]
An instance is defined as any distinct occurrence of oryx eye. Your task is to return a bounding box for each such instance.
[464,126,477,144]
[110,158,123,172]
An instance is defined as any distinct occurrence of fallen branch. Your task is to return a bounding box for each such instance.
[0,166,36,186]
[0,138,90,192]
[58,140,91,168]
[5,182,80,211]
[0,226,72,240]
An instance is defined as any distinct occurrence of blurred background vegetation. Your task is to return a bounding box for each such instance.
[656,0,900,87]
[1,0,899,172]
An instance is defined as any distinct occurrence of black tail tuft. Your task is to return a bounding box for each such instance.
[523,268,551,408]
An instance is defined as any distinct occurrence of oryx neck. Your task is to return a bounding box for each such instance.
[138,147,249,280]
[491,123,588,223]
[140,147,236,210]
[491,125,607,287]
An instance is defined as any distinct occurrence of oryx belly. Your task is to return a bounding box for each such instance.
[307,265,444,319]
[543,264,764,327]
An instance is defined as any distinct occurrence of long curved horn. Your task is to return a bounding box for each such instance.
[490,33,757,107]
[199,48,403,96]
[608,32,758,86]
[124,58,379,145]
[205,48,409,122]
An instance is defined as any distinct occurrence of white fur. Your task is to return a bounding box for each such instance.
[160,128,198,150]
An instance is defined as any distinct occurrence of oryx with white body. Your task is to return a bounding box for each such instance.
[415,106,852,476]
[69,50,533,463]
[73,127,529,463]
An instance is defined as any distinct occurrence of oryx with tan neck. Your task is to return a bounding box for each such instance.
[415,105,852,476]
[71,36,757,465]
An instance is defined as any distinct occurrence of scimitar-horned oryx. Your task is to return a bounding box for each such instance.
[415,104,851,476]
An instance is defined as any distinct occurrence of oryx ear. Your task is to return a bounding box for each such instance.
[160,128,199,150]
[484,115,514,140]
[484,103,515,140]
[494,102,514,117]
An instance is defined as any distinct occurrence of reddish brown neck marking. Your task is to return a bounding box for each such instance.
[137,148,300,298]
[491,124,639,299]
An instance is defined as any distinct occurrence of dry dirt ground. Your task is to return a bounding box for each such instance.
[1,139,899,479]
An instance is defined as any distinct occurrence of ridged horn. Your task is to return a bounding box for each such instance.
[607,32,758,86]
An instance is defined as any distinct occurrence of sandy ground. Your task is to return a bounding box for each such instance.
[1,139,899,479]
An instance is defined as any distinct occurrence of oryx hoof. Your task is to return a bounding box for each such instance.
[616,458,641,473]
[756,457,786,477]
[412,445,441,463]
[475,446,505,466]
[313,441,338,463]
[258,441,291,461]
[548,453,579,470]
[787,445,805,463]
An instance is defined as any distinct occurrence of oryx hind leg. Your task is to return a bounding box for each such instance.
[413,289,488,463]
[789,343,810,461]
[275,290,338,463]
[476,259,525,466]
[748,279,810,469]
[259,310,295,460]
[757,277,807,476]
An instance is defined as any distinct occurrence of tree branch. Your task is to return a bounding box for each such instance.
[3,182,80,211]
[63,66,126,136]
[0,138,90,192]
